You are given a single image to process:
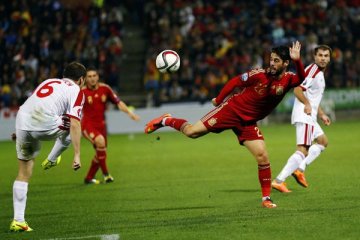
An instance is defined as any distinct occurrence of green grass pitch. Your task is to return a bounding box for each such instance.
[0,120,359,240]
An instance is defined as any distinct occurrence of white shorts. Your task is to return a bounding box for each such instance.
[295,122,324,146]
[16,128,69,160]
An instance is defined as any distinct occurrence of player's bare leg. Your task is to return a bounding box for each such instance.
[181,120,209,138]
[11,159,34,232]
[145,114,209,138]
[244,140,277,208]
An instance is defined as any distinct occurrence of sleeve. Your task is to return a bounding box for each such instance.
[215,69,260,104]
[300,63,320,91]
[299,76,313,91]
[289,59,306,88]
[67,87,85,121]
[106,85,121,105]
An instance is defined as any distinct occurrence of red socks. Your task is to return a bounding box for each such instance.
[96,147,108,175]
[258,163,272,198]
[85,147,108,180]
[164,117,188,131]
[85,157,99,181]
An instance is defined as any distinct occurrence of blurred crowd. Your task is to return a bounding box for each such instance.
[0,0,124,117]
[143,0,360,105]
[1,0,359,114]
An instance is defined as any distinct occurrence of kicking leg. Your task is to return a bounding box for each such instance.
[145,114,209,138]
[42,133,71,170]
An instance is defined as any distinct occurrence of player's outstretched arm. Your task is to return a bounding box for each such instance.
[117,101,140,121]
[289,41,301,60]
[70,118,81,170]
[289,41,306,84]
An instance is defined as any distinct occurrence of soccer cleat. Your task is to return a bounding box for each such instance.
[104,174,114,183]
[272,180,292,193]
[292,169,309,188]
[10,220,33,232]
[262,197,277,208]
[144,113,172,134]
[41,156,61,170]
[84,178,100,185]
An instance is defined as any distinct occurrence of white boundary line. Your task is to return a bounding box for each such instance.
[43,233,120,240]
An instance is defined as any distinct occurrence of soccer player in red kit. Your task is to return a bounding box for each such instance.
[145,41,305,208]
[82,67,140,184]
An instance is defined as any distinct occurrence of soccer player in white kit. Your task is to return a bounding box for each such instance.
[272,45,332,193]
[10,62,86,232]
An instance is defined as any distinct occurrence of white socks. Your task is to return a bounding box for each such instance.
[299,144,325,171]
[13,180,28,222]
[47,137,71,161]
[276,151,305,182]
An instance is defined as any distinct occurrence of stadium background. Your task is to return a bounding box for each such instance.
[0,1,360,239]
[0,0,359,118]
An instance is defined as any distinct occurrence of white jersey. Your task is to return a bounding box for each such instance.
[291,63,325,125]
[16,78,84,131]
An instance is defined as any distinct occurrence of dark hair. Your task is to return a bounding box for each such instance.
[63,62,86,81]
[314,45,332,56]
[271,45,291,61]
[86,66,98,73]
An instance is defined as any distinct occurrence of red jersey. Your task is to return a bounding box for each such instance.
[81,83,120,128]
[215,60,305,123]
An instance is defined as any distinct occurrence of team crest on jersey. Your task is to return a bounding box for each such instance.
[241,73,249,81]
[254,83,267,95]
[87,96,93,104]
[101,94,107,102]
[275,86,284,95]
[208,117,217,126]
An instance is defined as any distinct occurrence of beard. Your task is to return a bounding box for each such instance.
[269,66,284,77]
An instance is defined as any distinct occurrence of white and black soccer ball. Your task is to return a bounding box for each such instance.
[155,50,180,73]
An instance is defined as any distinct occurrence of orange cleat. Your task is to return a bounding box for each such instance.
[272,180,292,193]
[292,169,308,188]
[262,197,277,208]
[144,113,172,134]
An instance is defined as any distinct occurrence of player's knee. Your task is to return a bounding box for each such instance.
[182,125,205,139]
[320,141,328,148]
[187,132,200,139]
[183,128,200,138]
[94,135,106,147]
[255,151,269,165]
[316,136,328,148]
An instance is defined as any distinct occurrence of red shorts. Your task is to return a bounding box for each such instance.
[82,124,107,145]
[201,102,264,145]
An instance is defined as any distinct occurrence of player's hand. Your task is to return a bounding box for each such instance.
[212,98,218,107]
[320,114,331,126]
[304,103,312,115]
[73,156,81,171]
[289,41,301,61]
[129,112,140,121]
[11,133,16,141]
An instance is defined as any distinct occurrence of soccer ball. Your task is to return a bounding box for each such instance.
[155,50,180,73]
